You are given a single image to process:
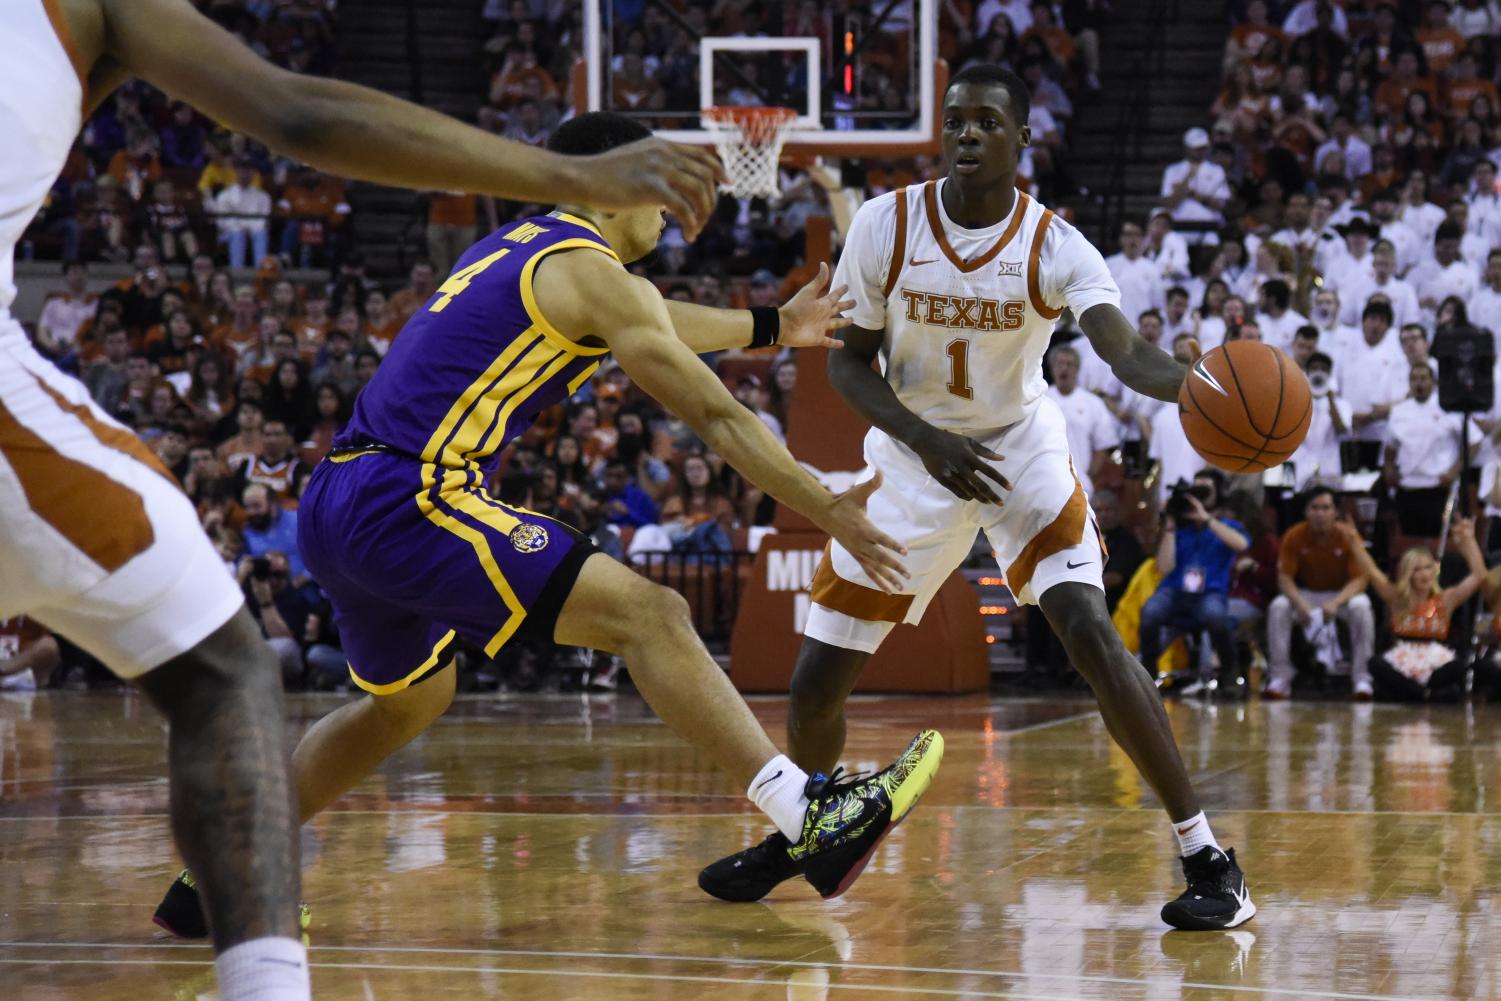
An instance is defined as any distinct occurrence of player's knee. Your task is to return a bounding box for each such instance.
[789,661,844,719]
[371,662,455,735]
[644,583,694,635]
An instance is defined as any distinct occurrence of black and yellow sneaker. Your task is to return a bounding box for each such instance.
[1161,846,1256,931]
[698,730,944,902]
[152,869,311,940]
[794,729,944,899]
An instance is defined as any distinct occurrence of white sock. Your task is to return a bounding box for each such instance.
[215,937,311,1001]
[748,754,812,842]
[1172,811,1222,858]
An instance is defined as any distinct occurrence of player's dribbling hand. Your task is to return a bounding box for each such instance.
[822,472,910,593]
[574,139,728,242]
[777,263,855,350]
[908,427,1012,505]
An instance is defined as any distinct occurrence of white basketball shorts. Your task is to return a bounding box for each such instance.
[0,327,244,677]
[805,396,1105,654]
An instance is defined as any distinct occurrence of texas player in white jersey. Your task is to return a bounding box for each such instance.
[699,65,1255,932]
[1,2,721,999]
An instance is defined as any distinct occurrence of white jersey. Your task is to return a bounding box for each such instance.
[1,0,83,336]
[836,181,1121,434]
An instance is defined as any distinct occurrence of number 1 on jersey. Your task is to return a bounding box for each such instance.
[429,248,511,313]
[946,339,973,400]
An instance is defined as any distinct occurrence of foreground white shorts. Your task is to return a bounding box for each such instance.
[805,396,1105,654]
[0,328,243,677]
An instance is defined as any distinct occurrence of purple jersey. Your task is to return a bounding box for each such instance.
[301,212,615,694]
[339,211,617,472]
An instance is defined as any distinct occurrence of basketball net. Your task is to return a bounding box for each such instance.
[702,106,798,200]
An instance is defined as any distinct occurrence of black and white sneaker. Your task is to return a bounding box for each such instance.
[1161,846,1256,930]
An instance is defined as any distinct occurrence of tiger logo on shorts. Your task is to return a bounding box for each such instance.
[509,524,549,554]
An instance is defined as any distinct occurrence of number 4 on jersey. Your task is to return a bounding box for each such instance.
[429,249,511,313]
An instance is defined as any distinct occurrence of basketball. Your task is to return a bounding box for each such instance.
[1178,341,1313,474]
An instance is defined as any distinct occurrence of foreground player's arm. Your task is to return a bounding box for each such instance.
[535,252,908,590]
[1078,304,1189,404]
[664,265,854,354]
[76,0,724,239]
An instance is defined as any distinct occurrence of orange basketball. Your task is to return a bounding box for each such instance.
[1178,341,1313,473]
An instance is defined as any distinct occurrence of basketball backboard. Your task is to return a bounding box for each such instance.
[575,0,943,160]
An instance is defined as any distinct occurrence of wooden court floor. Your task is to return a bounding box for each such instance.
[3,690,1501,1000]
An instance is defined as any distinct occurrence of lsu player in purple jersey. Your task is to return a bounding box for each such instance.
[153,112,945,933]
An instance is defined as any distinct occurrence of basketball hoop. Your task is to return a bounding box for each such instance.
[703,106,798,200]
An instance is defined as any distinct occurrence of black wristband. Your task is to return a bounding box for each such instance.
[749,306,779,350]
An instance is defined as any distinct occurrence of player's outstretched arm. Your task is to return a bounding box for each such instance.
[533,251,908,591]
[83,0,724,239]
[663,264,854,353]
[1079,303,1189,403]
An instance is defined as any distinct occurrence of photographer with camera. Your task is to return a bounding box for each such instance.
[1138,470,1250,687]
[238,551,312,688]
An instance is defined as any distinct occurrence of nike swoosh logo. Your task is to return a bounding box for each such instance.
[909,257,938,267]
[754,769,783,791]
[1066,560,1092,569]
[257,958,308,970]
[1191,357,1230,397]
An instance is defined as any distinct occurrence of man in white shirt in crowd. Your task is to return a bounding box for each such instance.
[35,260,97,362]
[1369,188,1422,275]
[1161,128,1230,240]
[1385,362,1464,537]
[1340,300,1411,470]
[1162,286,1195,341]
[1443,200,1493,273]
[212,158,273,269]
[1313,113,1372,182]
[1398,323,1439,375]
[1256,279,1309,354]
[1397,172,1446,247]
[1342,240,1421,329]
[1409,221,1481,328]
[1310,288,1359,360]
[1328,217,1377,324]
[1308,194,1348,276]
[1289,352,1354,488]
[1290,324,1321,370]
[1464,159,1501,246]
[1272,192,1319,262]
[1469,249,1501,332]
[1320,173,1360,227]
[1149,333,1208,503]
[1045,345,1121,497]
[1146,211,1192,283]
[1106,219,1165,326]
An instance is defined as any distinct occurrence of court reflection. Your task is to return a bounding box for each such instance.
[2,692,1500,999]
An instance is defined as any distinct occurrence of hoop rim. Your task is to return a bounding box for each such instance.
[702,105,799,126]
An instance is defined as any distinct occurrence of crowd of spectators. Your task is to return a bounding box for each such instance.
[21,1,351,271]
[1029,0,1501,703]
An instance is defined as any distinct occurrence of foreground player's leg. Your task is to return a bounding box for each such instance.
[555,554,943,899]
[1039,582,1254,931]
[156,656,459,938]
[137,609,311,999]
